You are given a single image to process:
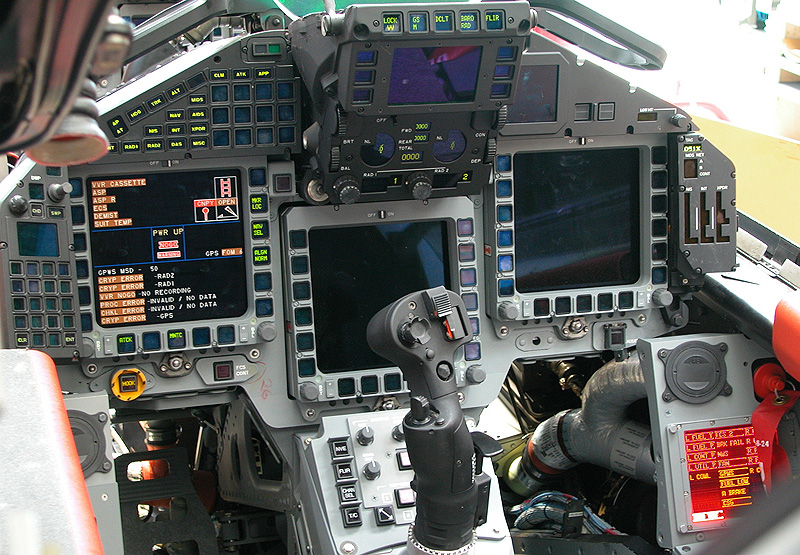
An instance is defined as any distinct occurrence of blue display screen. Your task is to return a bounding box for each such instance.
[388,46,482,105]
[17,222,59,257]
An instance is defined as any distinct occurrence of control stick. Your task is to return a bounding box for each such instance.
[367,286,500,554]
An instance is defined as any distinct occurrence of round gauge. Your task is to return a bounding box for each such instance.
[360,133,395,167]
[433,129,467,163]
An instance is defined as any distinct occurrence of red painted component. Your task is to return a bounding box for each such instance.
[526,437,563,476]
[30,350,104,554]
[774,293,800,381]
[753,363,787,400]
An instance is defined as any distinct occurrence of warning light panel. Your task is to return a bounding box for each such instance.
[683,424,762,526]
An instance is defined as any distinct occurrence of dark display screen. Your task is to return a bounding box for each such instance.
[388,46,482,105]
[309,221,450,373]
[683,425,762,524]
[88,170,247,328]
[513,148,640,292]
[507,65,559,123]
[17,222,59,257]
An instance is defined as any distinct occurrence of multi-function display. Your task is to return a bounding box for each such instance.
[512,148,640,292]
[88,170,247,328]
[388,46,482,105]
[309,221,450,373]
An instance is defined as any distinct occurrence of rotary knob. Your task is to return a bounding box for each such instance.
[363,460,381,480]
[329,146,341,172]
[495,105,508,129]
[399,317,431,346]
[299,382,319,402]
[8,195,28,215]
[48,182,73,202]
[405,171,432,201]
[336,106,348,135]
[652,289,674,307]
[498,302,519,321]
[391,424,405,442]
[257,322,277,342]
[671,114,688,128]
[484,138,497,162]
[332,175,360,205]
[356,426,375,446]
[466,365,486,385]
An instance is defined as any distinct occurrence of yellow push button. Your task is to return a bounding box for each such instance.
[111,368,146,401]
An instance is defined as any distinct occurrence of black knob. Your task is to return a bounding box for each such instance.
[410,396,432,424]
[405,171,432,201]
[485,138,497,161]
[329,146,341,172]
[498,302,519,321]
[399,317,431,346]
[392,424,405,442]
[336,107,348,135]
[8,195,28,215]
[299,382,319,401]
[332,175,360,204]
[652,289,674,307]
[48,182,73,202]
[356,426,375,446]
[495,105,508,130]
[363,460,381,480]
[466,365,486,385]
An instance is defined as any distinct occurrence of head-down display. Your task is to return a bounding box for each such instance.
[309,220,450,373]
[88,170,247,327]
[513,148,640,292]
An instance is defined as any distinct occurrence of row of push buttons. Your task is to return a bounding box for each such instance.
[329,438,365,527]
[108,324,244,355]
[106,68,297,151]
[286,229,406,397]
[328,437,416,528]
[380,9,507,34]
[455,218,482,363]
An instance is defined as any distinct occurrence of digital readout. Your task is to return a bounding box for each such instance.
[683,425,762,524]
[683,144,703,153]
[89,170,247,328]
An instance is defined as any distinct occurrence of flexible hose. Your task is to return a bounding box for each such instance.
[530,354,655,483]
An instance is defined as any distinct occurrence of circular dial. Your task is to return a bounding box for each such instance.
[360,132,395,167]
[432,129,466,163]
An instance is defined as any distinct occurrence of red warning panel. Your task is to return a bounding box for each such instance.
[683,425,762,524]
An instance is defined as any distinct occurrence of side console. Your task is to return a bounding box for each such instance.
[640,334,769,552]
